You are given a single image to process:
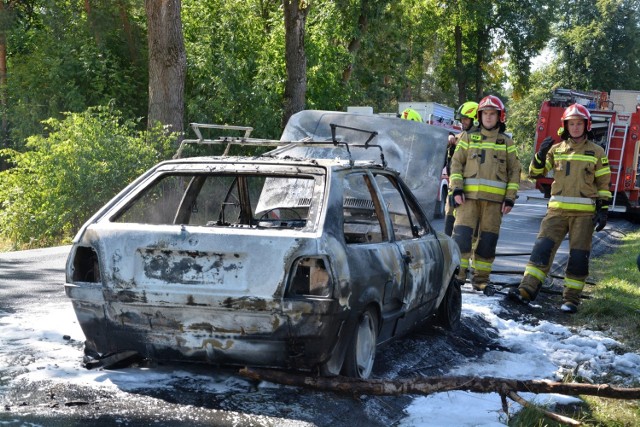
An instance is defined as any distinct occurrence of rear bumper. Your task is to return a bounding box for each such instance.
[65,282,344,370]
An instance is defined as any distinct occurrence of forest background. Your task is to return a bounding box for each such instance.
[0,0,639,248]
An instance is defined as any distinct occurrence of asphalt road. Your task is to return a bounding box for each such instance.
[0,190,632,426]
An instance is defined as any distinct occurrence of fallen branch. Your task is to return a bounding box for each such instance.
[239,368,640,400]
[508,390,581,426]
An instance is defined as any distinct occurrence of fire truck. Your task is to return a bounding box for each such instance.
[533,88,640,220]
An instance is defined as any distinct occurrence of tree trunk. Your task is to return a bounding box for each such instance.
[118,0,138,64]
[145,0,185,139]
[240,368,640,400]
[454,23,466,104]
[474,27,487,100]
[0,1,8,161]
[281,0,310,129]
[84,0,102,46]
[341,0,369,83]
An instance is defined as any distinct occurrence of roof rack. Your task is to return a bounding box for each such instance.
[173,123,282,158]
[264,123,385,167]
[173,122,386,167]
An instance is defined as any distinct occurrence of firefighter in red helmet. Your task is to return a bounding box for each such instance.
[449,95,521,291]
[509,103,611,313]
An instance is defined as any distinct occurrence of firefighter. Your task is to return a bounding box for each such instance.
[400,108,423,122]
[449,95,521,291]
[509,103,611,313]
[444,101,479,236]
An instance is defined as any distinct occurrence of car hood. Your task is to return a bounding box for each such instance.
[279,110,450,220]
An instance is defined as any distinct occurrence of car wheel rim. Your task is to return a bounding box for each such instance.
[355,312,376,378]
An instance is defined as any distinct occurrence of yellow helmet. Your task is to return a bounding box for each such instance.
[400,108,423,122]
[455,101,478,121]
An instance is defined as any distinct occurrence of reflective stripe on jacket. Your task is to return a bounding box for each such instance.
[530,138,611,214]
[449,127,521,203]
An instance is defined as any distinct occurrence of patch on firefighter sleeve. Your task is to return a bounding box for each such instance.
[601,157,609,165]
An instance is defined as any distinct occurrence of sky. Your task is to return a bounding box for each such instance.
[1,289,639,426]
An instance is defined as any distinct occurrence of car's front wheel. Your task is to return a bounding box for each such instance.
[342,308,378,379]
[434,278,462,331]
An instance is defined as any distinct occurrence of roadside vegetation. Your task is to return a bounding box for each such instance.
[509,230,640,426]
[1,1,640,249]
[0,106,175,249]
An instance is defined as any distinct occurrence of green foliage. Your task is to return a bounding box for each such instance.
[182,0,284,139]
[0,106,174,248]
[506,71,556,167]
[428,0,553,102]
[4,0,148,148]
[1,0,640,251]
[552,0,640,91]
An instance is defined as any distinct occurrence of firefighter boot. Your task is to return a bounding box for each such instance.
[561,287,581,314]
[471,279,487,292]
[507,287,531,305]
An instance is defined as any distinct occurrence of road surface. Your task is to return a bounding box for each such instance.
[0,190,632,426]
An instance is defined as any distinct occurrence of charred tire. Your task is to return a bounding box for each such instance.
[434,186,447,219]
[434,278,462,331]
[342,308,378,379]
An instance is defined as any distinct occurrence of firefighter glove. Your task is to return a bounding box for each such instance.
[534,136,554,166]
[593,200,608,232]
[452,188,464,207]
[503,199,514,208]
[448,193,456,209]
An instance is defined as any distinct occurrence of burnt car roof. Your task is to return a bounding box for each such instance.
[173,111,450,220]
[151,155,393,174]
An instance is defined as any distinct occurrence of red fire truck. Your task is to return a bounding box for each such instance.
[533,88,640,220]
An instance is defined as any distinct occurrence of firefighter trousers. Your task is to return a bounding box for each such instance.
[518,212,593,305]
[452,199,503,286]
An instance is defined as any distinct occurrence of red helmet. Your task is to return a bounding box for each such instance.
[477,95,506,123]
[561,103,592,131]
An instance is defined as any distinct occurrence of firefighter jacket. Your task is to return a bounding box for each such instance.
[449,127,520,203]
[529,138,611,215]
[446,126,479,176]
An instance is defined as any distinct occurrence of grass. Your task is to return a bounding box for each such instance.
[576,231,640,352]
[509,230,640,426]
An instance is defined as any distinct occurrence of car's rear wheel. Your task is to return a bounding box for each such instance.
[434,186,447,219]
[342,308,378,379]
[434,278,462,330]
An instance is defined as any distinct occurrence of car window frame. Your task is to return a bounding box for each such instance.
[367,170,433,241]
[101,164,327,233]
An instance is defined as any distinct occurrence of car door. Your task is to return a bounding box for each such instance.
[340,171,406,313]
[371,172,442,310]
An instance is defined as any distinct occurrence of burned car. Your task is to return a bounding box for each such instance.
[65,113,461,379]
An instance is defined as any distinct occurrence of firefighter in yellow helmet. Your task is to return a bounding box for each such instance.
[444,101,479,236]
[509,103,611,313]
[449,95,521,291]
[400,108,423,122]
